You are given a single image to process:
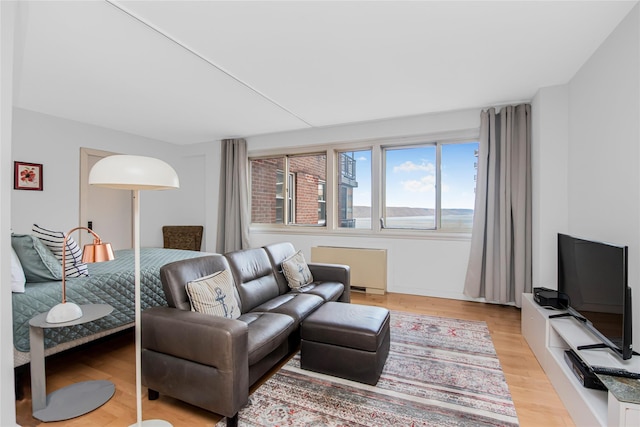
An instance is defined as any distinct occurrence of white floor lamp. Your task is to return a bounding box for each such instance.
[88,155,179,427]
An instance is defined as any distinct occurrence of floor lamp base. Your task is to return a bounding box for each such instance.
[129,420,173,427]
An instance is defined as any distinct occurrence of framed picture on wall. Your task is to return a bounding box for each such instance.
[14,161,43,191]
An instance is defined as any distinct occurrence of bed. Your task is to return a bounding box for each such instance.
[12,247,207,367]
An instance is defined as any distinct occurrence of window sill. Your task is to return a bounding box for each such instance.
[249,224,472,242]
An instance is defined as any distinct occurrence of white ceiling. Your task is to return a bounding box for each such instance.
[12,0,638,145]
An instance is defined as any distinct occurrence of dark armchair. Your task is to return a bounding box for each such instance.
[162,225,203,251]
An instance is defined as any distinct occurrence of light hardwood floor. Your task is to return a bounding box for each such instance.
[15,293,575,427]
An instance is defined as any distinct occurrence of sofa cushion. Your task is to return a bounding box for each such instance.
[225,248,280,313]
[297,281,345,302]
[263,242,297,294]
[281,250,314,290]
[238,312,296,365]
[264,242,351,303]
[186,269,241,319]
[251,293,324,325]
[160,255,234,311]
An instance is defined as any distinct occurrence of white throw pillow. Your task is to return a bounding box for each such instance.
[185,269,240,319]
[10,246,26,293]
[32,224,89,278]
[281,250,314,290]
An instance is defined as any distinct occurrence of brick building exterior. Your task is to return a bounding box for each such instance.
[251,157,283,224]
[290,155,326,224]
[251,154,326,224]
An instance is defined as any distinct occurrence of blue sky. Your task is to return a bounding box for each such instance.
[344,149,372,207]
[347,142,478,209]
[440,143,478,210]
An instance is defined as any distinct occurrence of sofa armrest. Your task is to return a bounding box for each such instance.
[142,306,248,368]
[308,263,351,303]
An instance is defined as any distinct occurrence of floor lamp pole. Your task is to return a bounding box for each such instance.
[133,189,143,426]
[129,190,171,427]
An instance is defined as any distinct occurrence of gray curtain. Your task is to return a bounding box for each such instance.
[216,138,250,253]
[464,104,532,307]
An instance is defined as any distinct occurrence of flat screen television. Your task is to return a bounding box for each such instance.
[557,233,633,360]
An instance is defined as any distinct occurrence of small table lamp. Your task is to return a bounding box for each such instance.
[46,227,114,324]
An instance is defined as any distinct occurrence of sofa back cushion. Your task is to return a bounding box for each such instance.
[225,248,280,313]
[160,255,235,311]
[263,242,297,295]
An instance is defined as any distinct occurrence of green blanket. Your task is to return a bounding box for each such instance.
[12,248,207,352]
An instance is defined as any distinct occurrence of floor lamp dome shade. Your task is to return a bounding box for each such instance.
[46,227,115,324]
[88,155,179,190]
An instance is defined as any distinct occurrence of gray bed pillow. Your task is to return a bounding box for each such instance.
[32,224,89,278]
[11,234,63,282]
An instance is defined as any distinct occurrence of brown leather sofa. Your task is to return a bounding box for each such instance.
[140,242,350,426]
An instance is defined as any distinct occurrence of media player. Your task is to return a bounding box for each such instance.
[533,287,568,309]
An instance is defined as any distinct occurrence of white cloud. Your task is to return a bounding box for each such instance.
[393,161,435,173]
[402,175,435,193]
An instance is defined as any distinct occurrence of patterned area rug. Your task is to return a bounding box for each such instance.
[218,311,519,426]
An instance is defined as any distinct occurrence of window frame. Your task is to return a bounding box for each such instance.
[381,142,438,230]
[250,151,327,227]
[380,139,477,232]
[318,180,326,225]
[248,130,478,240]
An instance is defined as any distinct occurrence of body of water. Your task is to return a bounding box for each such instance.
[346,215,474,230]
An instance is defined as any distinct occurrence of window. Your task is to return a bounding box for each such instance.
[250,153,327,226]
[384,145,436,229]
[250,137,478,233]
[251,157,285,224]
[337,149,372,229]
[383,141,478,231]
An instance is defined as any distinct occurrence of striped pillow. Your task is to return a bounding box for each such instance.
[281,250,313,290]
[32,224,89,278]
[185,269,240,319]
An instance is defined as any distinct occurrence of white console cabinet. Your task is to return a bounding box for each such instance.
[521,293,640,427]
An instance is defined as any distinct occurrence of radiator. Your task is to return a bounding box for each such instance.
[311,246,387,294]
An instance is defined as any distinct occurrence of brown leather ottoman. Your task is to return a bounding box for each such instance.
[300,302,390,385]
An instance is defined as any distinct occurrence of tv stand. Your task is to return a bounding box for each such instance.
[549,312,587,322]
[521,293,640,426]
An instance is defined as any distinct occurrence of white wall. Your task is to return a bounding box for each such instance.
[168,140,221,253]
[531,85,569,289]
[11,108,220,250]
[247,108,480,299]
[251,108,480,149]
[568,5,640,246]
[1,1,18,425]
[534,4,640,351]
[567,4,640,349]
